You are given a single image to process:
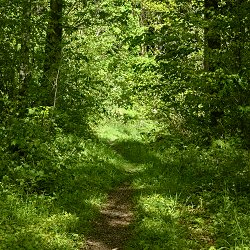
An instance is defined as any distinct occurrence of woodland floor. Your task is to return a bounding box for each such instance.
[1,109,249,249]
[85,182,134,250]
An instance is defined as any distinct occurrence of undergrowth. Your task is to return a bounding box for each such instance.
[0,107,249,249]
[0,110,130,249]
[95,108,250,249]
[126,128,250,249]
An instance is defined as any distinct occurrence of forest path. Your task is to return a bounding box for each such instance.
[85,182,134,250]
[85,109,158,249]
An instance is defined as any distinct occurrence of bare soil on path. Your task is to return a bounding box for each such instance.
[85,183,134,250]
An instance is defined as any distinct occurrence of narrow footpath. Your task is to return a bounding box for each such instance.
[85,183,134,250]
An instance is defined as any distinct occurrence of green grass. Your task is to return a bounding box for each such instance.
[96,109,250,249]
[0,130,131,249]
[126,138,250,249]
[0,107,250,249]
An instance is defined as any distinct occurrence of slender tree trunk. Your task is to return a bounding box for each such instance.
[19,0,32,114]
[41,0,63,106]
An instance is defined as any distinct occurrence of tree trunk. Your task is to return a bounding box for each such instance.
[18,0,32,114]
[41,0,63,106]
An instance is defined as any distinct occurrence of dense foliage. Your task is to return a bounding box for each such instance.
[0,0,249,249]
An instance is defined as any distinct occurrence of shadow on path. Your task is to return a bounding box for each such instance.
[108,139,162,166]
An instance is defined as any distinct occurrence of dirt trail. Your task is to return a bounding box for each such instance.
[85,183,134,250]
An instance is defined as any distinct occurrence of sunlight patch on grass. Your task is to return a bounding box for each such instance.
[122,162,147,173]
[40,212,79,233]
[87,195,107,208]
[130,193,198,249]
[94,108,160,143]
[0,191,83,250]
[139,194,180,219]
